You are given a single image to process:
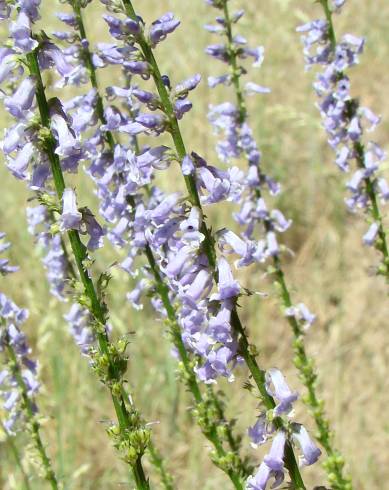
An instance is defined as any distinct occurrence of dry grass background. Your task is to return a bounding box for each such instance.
[0,0,388,488]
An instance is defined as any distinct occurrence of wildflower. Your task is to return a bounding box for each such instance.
[59,188,82,231]
[292,424,322,466]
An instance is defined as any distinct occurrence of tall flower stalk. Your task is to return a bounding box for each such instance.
[29,52,151,489]
[95,1,327,488]
[298,0,389,281]
[60,2,250,486]
[203,1,351,489]
[0,233,58,489]
[0,3,154,488]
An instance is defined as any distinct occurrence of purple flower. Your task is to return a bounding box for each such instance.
[127,279,148,311]
[174,74,201,97]
[264,430,286,472]
[246,462,284,490]
[82,210,105,250]
[59,188,82,231]
[51,113,82,159]
[285,303,316,329]
[292,424,321,466]
[265,368,298,416]
[149,13,180,47]
[245,82,271,96]
[136,113,166,132]
[4,76,36,118]
[0,48,17,84]
[26,205,69,301]
[124,60,151,77]
[205,44,229,63]
[211,256,240,300]
[2,122,27,154]
[377,178,389,201]
[174,98,192,120]
[64,304,95,355]
[10,11,38,53]
[39,42,76,81]
[6,142,34,180]
[182,154,195,175]
[0,1,10,20]
[17,0,41,22]
[208,301,233,344]
[208,74,230,88]
[362,222,379,246]
[248,415,268,447]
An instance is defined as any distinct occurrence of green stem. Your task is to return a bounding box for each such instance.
[26,49,150,490]
[69,5,246,483]
[222,1,246,124]
[7,345,58,490]
[133,458,150,490]
[318,0,337,50]
[273,260,351,487]
[121,1,305,487]
[1,419,32,490]
[148,444,174,490]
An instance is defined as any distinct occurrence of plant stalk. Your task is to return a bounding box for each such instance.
[26,48,150,490]
[7,345,58,490]
[121,1,306,487]
[216,2,352,487]
[71,5,248,485]
[320,0,389,281]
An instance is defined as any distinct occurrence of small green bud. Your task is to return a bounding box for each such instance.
[117,339,127,354]
[124,447,138,465]
[216,424,227,439]
[248,343,259,357]
[111,382,122,398]
[100,354,109,367]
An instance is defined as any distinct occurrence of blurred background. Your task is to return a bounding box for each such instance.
[1,0,388,488]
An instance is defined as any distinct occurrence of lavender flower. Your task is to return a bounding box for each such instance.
[203,0,318,361]
[292,424,322,467]
[26,205,69,301]
[64,303,95,355]
[4,75,36,118]
[265,368,298,416]
[0,230,38,437]
[59,188,82,231]
[10,11,38,53]
[149,13,180,47]
[246,461,283,490]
